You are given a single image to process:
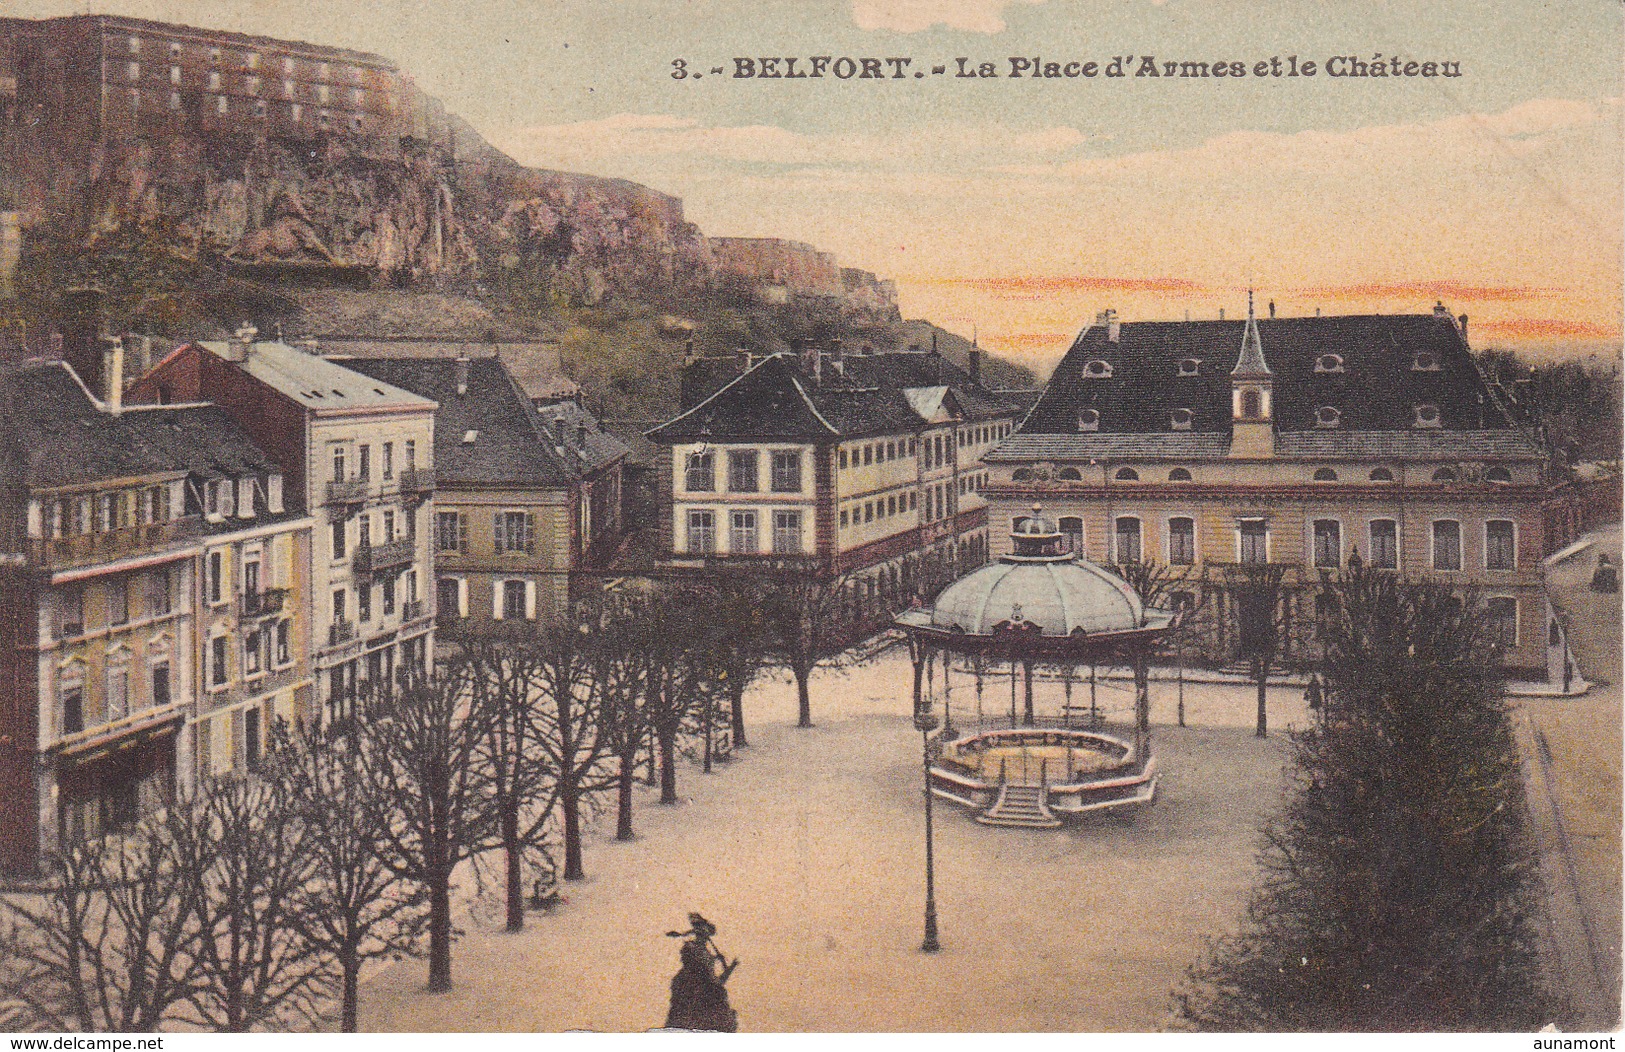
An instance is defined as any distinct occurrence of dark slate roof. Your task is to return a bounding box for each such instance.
[533,400,632,475]
[0,361,278,490]
[1275,430,1542,460]
[340,357,578,489]
[1021,310,1521,440]
[650,351,1022,443]
[986,433,1231,461]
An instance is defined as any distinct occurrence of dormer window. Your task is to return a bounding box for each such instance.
[1169,468,1193,482]
[1057,467,1083,481]
[1412,350,1439,371]
[1315,406,1342,429]
[1315,354,1345,374]
[1178,358,1201,377]
[1485,466,1512,484]
[1313,468,1338,482]
[1170,408,1193,431]
[1114,467,1139,482]
[1076,409,1100,432]
[1369,467,1395,482]
[1432,467,1459,483]
[1413,403,1441,428]
[1083,360,1112,379]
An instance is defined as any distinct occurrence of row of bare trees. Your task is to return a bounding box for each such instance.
[1,572,855,1033]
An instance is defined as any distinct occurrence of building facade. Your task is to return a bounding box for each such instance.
[648,346,1019,624]
[983,301,1557,677]
[0,355,308,872]
[126,331,436,725]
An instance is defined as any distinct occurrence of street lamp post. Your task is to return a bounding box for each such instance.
[916,703,941,953]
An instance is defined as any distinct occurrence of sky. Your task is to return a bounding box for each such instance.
[16,0,1624,370]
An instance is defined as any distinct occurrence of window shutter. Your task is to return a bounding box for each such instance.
[492,581,504,620]
[527,513,537,553]
[493,513,505,552]
[456,577,467,618]
[458,513,468,553]
[524,581,536,621]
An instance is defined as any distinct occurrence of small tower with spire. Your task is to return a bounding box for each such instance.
[1230,289,1275,458]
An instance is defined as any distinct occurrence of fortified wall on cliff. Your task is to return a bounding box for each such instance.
[0,15,900,322]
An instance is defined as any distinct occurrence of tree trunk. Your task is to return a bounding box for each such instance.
[658,726,678,804]
[730,680,748,747]
[1254,658,1268,738]
[341,949,360,1032]
[561,788,584,880]
[427,871,453,992]
[616,751,636,840]
[795,661,813,728]
[503,800,523,933]
[1023,661,1035,727]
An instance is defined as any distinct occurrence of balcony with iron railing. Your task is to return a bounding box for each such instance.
[328,619,356,647]
[353,538,415,577]
[26,517,202,572]
[326,478,370,505]
[398,467,435,495]
[401,598,425,622]
[239,587,289,620]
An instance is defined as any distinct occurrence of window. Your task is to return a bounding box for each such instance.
[1114,516,1142,563]
[330,520,347,560]
[382,575,396,616]
[333,588,347,625]
[495,511,533,553]
[1313,468,1338,482]
[358,445,371,480]
[108,577,128,626]
[437,578,463,618]
[687,510,716,554]
[106,667,128,720]
[128,35,141,54]
[1369,520,1398,569]
[730,510,758,554]
[1169,468,1193,482]
[840,509,849,529]
[1369,467,1395,482]
[1012,468,1034,482]
[245,708,262,771]
[128,61,141,82]
[1486,520,1516,570]
[863,445,873,466]
[216,94,228,115]
[728,451,759,492]
[275,621,290,665]
[1239,519,1268,565]
[1083,360,1112,378]
[771,451,802,493]
[435,511,464,552]
[1432,467,1458,483]
[382,510,396,541]
[291,103,302,122]
[169,64,181,85]
[1313,520,1341,568]
[62,687,84,735]
[502,580,527,621]
[1486,597,1518,648]
[208,551,225,605]
[1169,517,1195,565]
[357,580,371,623]
[865,502,874,523]
[1170,408,1193,431]
[1432,520,1461,571]
[1060,517,1084,556]
[1057,467,1082,481]
[211,635,229,687]
[405,440,417,472]
[839,449,848,470]
[772,511,802,554]
[383,442,394,479]
[332,446,346,482]
[151,662,170,707]
[245,630,262,675]
[886,495,897,516]
[1114,467,1139,482]
[1486,466,1512,484]
[1414,404,1441,428]
[1412,351,1439,371]
[357,516,371,551]
[1178,358,1201,376]
[243,558,260,600]
[1315,406,1342,429]
[1241,389,1262,419]
[685,452,715,492]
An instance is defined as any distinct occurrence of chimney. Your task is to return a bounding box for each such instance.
[1433,301,1449,318]
[1105,309,1120,343]
[1458,314,1469,344]
[0,212,19,301]
[102,336,124,416]
[1268,300,1276,319]
[736,346,753,372]
[1315,308,1322,317]
[968,347,982,387]
[1219,308,1226,321]
[454,355,470,396]
[235,322,257,359]
[297,337,322,356]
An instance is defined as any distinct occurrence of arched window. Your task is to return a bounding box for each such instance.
[1368,467,1395,482]
[1313,468,1338,482]
[1168,467,1193,482]
[1059,516,1084,555]
[1315,354,1345,374]
[1083,360,1113,378]
[1178,358,1201,376]
[1241,389,1262,419]
[1485,466,1512,484]
[1315,406,1341,429]
[1413,403,1441,428]
[1114,516,1142,563]
[1170,408,1194,431]
[1114,467,1139,482]
[1057,467,1083,481]
[1432,467,1459,483]
[1076,409,1100,432]
[1012,467,1035,482]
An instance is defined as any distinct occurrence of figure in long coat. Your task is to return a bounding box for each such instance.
[664,913,738,1032]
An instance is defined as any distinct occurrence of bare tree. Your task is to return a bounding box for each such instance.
[709,582,776,748]
[180,773,326,1032]
[755,563,851,729]
[1225,563,1289,738]
[528,620,616,881]
[1,813,203,1031]
[578,590,653,841]
[366,661,499,993]
[274,722,427,1031]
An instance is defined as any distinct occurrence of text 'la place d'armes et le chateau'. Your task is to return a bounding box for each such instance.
[690,53,1463,81]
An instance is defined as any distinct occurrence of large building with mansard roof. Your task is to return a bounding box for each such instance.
[983,297,1563,679]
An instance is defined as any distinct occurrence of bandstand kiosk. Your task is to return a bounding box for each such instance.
[894,508,1180,828]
